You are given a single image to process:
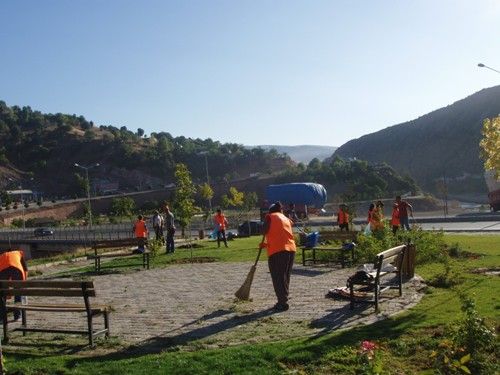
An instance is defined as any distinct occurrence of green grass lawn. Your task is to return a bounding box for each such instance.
[9,234,500,374]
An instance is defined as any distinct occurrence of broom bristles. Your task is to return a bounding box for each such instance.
[234,265,257,300]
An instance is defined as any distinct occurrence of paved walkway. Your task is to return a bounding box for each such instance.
[13,260,425,351]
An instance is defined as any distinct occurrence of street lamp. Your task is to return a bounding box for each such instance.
[198,151,212,212]
[478,63,500,74]
[74,163,100,228]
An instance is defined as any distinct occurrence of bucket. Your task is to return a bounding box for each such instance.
[305,232,319,248]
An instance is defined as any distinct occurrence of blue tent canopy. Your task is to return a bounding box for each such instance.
[265,183,327,208]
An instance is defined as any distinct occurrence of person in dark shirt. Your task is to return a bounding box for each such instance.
[395,196,413,230]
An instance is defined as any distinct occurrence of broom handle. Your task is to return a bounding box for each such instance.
[254,234,266,267]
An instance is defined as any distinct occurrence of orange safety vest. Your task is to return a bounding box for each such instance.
[264,213,296,257]
[134,220,148,238]
[214,214,227,230]
[0,250,27,280]
[338,210,349,224]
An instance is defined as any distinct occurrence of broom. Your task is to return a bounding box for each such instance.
[235,236,265,300]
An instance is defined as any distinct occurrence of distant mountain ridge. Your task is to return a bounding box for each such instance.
[250,145,337,164]
[334,85,500,194]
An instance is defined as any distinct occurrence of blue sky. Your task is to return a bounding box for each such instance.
[1,0,499,146]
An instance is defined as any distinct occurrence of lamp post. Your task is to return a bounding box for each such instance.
[478,63,500,74]
[74,163,100,228]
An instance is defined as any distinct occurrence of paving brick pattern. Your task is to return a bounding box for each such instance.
[14,260,424,349]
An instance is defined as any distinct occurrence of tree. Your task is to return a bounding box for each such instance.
[221,187,244,209]
[244,190,258,208]
[480,116,500,178]
[172,163,197,235]
[110,197,135,217]
[199,182,214,223]
[137,128,145,137]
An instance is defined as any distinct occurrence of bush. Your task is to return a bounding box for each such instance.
[432,293,498,374]
[11,219,25,228]
[355,225,446,265]
[427,252,463,288]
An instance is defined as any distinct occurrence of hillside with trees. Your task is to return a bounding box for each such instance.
[334,85,500,197]
[277,157,417,202]
[0,101,292,197]
[0,101,418,205]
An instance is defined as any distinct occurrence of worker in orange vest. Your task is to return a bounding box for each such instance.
[391,203,400,234]
[133,215,148,253]
[0,249,28,321]
[371,200,385,231]
[214,209,229,248]
[337,204,350,231]
[260,201,296,312]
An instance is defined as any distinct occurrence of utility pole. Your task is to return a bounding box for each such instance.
[74,163,100,228]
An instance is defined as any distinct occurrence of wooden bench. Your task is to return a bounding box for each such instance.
[348,244,407,312]
[89,239,150,272]
[301,245,355,268]
[0,280,111,346]
[301,230,358,267]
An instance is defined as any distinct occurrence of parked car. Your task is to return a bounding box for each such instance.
[34,228,54,237]
[238,220,263,237]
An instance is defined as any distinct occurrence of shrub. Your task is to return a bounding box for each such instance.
[11,219,25,228]
[355,225,446,265]
[148,238,163,258]
[432,293,497,374]
[427,251,463,288]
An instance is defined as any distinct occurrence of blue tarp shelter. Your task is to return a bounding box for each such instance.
[265,183,327,208]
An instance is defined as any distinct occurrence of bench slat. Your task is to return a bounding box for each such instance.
[7,302,110,310]
[376,245,405,259]
[1,289,96,297]
[6,305,106,313]
[0,280,94,289]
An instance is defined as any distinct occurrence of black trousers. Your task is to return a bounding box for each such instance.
[268,251,295,305]
[166,228,175,253]
[0,267,23,319]
[217,229,228,248]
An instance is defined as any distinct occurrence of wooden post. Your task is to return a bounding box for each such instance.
[401,243,416,279]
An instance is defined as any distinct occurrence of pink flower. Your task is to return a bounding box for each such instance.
[361,340,377,352]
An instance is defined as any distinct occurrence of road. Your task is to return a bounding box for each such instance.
[1,216,499,244]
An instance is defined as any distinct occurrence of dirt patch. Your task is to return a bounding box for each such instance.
[169,257,217,264]
[470,267,500,276]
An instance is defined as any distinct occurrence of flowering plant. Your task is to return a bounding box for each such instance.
[358,340,383,375]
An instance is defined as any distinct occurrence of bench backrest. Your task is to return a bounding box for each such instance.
[93,239,137,250]
[0,280,96,297]
[374,245,406,278]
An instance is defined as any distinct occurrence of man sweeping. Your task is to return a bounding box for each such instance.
[259,201,296,312]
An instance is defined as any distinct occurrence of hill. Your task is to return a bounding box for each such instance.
[0,101,293,197]
[249,145,337,164]
[0,101,417,206]
[334,85,500,196]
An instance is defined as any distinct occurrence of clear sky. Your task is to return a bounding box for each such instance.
[1,0,499,146]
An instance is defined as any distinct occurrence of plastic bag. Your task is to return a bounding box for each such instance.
[363,225,372,236]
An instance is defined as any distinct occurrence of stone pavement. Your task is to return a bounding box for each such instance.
[12,260,425,350]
